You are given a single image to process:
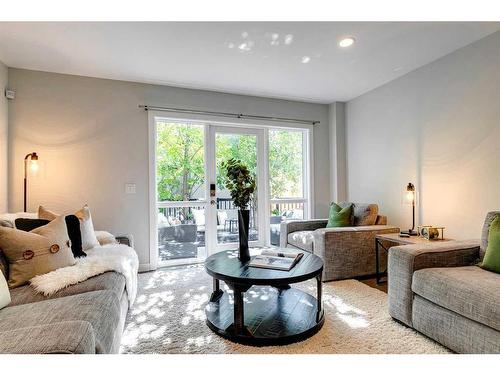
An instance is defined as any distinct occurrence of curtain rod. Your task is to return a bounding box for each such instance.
[139,105,320,125]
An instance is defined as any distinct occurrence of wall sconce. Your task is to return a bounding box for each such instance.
[24,152,39,212]
[401,182,418,236]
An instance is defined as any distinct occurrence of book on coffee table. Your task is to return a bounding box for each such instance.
[249,249,304,271]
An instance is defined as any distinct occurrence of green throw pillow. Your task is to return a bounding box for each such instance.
[327,202,353,228]
[481,215,500,274]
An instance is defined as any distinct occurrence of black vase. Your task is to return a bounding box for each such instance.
[238,209,250,262]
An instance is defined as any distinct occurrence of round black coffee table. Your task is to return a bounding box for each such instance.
[204,248,324,346]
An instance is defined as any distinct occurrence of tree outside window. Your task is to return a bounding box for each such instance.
[156,122,304,204]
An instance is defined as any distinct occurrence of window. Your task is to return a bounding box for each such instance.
[151,114,312,266]
[269,129,304,199]
[268,129,309,245]
[156,121,205,202]
[155,121,207,264]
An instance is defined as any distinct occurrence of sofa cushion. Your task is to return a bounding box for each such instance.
[0,250,7,280]
[0,321,96,354]
[14,218,50,232]
[39,205,100,251]
[8,271,126,307]
[13,215,86,258]
[481,211,500,259]
[95,231,118,246]
[339,202,378,226]
[0,216,75,288]
[412,266,500,331]
[0,213,38,229]
[0,219,14,228]
[287,231,314,252]
[326,203,353,228]
[0,272,10,309]
[481,214,500,273]
[65,215,86,258]
[0,290,121,354]
[412,294,500,354]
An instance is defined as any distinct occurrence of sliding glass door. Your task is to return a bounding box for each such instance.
[150,115,311,268]
[154,121,208,266]
[208,126,265,252]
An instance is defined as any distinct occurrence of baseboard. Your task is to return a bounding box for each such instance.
[139,263,153,273]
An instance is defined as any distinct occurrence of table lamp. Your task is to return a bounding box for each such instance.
[24,152,39,212]
[401,182,418,236]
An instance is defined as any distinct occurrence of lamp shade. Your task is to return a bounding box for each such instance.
[25,152,40,176]
[402,182,417,205]
[24,152,40,212]
[400,181,418,235]
[29,159,39,174]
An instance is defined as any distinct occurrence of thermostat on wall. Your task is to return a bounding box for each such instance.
[4,89,15,100]
[125,183,136,194]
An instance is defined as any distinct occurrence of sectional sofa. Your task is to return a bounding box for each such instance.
[388,211,500,353]
[0,213,135,354]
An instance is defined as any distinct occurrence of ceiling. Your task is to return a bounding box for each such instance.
[0,22,498,103]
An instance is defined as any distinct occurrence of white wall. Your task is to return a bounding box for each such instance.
[0,60,7,213]
[328,102,347,203]
[7,69,330,267]
[346,31,500,239]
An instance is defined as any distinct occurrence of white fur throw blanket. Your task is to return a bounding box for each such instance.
[30,244,139,305]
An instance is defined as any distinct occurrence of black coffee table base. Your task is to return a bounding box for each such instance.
[205,284,324,346]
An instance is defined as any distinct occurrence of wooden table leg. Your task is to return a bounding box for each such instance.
[233,287,245,334]
[227,283,252,337]
[316,273,324,322]
[275,284,291,294]
[375,238,390,285]
[209,278,223,302]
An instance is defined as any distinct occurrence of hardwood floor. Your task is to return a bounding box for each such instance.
[360,277,388,293]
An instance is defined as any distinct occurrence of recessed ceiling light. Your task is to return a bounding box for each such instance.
[339,37,355,48]
[301,56,311,64]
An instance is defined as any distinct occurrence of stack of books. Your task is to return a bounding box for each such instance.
[249,249,304,271]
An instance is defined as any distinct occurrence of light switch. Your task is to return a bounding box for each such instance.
[125,183,136,194]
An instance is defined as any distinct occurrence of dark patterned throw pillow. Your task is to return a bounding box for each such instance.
[65,215,86,258]
[15,218,50,232]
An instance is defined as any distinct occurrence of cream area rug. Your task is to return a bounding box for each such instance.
[120,265,449,354]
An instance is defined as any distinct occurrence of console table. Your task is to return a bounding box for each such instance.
[204,249,324,346]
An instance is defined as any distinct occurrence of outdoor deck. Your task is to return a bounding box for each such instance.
[156,199,301,262]
[158,228,259,261]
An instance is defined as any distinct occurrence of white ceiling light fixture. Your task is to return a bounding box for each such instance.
[339,37,356,48]
[301,56,311,64]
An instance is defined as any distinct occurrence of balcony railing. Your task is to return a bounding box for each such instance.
[157,198,256,226]
[157,198,307,262]
[269,198,306,218]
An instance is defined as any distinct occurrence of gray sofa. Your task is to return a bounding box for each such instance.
[280,203,400,281]
[0,234,133,354]
[388,211,500,353]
